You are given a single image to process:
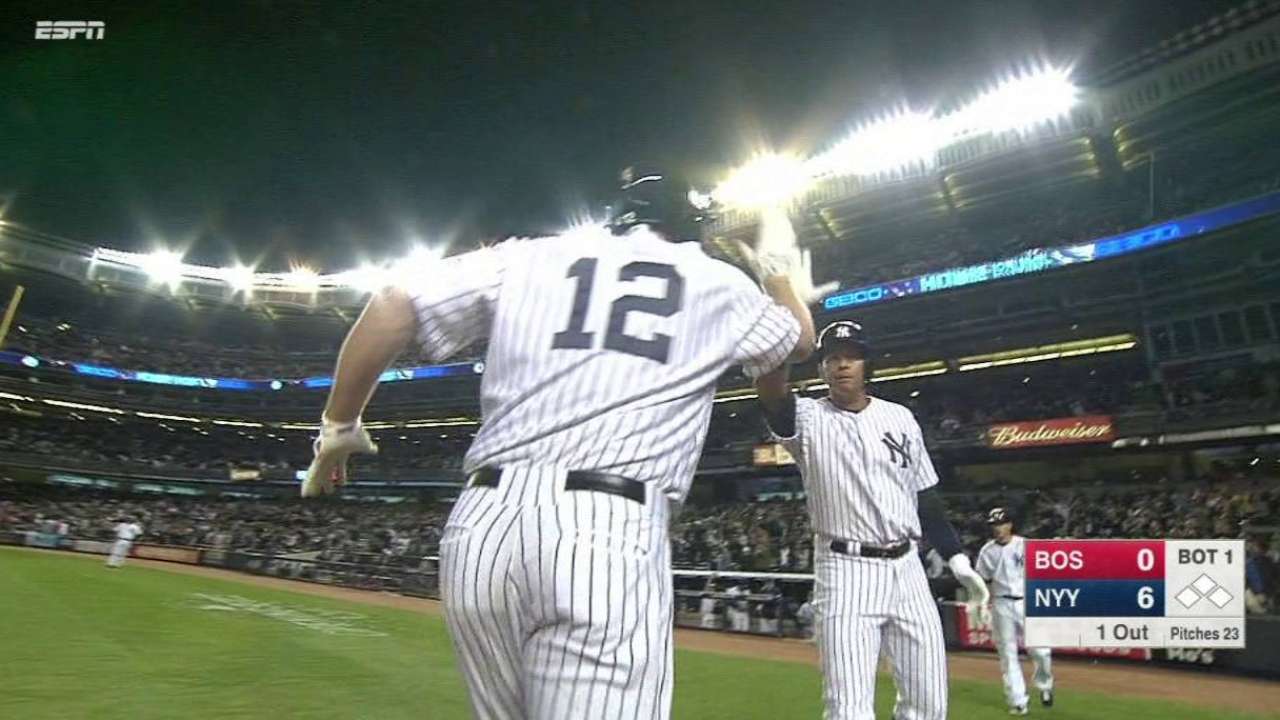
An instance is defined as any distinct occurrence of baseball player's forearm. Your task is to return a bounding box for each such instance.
[917,489,964,560]
[761,276,815,362]
[323,287,418,423]
[755,366,797,436]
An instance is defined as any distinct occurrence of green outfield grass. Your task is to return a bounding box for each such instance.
[0,547,1263,719]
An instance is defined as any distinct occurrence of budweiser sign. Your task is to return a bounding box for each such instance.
[986,415,1115,449]
[752,443,796,466]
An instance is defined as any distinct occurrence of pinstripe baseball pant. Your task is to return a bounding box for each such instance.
[992,597,1052,708]
[439,466,674,720]
[813,542,948,720]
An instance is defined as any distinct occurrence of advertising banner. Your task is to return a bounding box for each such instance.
[23,531,65,549]
[985,416,1115,449]
[752,443,796,466]
[132,543,200,564]
[71,540,114,555]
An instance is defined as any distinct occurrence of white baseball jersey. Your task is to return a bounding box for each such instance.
[115,522,142,541]
[977,535,1054,709]
[773,396,937,545]
[771,395,947,720]
[699,594,719,618]
[408,226,799,504]
[409,225,801,720]
[977,535,1027,598]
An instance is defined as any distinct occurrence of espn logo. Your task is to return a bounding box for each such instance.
[35,21,106,40]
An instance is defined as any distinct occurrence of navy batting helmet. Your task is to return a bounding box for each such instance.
[605,164,714,240]
[818,320,870,359]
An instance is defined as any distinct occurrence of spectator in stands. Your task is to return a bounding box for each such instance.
[1246,535,1275,615]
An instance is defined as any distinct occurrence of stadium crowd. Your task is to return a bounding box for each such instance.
[0,414,472,477]
[0,483,446,568]
[2,477,1277,612]
[6,320,338,378]
[3,356,1277,479]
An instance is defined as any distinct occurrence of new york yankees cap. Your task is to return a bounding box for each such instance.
[817,320,870,359]
[987,507,1012,525]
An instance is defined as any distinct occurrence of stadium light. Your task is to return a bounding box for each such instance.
[687,189,714,211]
[808,111,943,178]
[137,249,187,289]
[41,398,125,414]
[136,411,202,423]
[285,265,320,292]
[402,417,480,428]
[942,67,1078,139]
[713,153,812,209]
[331,263,391,293]
[956,334,1137,371]
[221,264,257,294]
[384,244,447,288]
[211,419,264,428]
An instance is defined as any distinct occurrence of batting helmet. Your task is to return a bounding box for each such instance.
[817,320,871,365]
[987,507,1012,525]
[605,164,713,240]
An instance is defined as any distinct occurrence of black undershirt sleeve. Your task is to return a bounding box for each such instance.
[917,488,963,560]
[761,393,798,438]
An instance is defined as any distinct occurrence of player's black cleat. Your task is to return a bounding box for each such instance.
[1041,689,1054,707]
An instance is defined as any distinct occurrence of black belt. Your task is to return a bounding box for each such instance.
[470,467,646,505]
[1000,595,1023,600]
[829,539,912,559]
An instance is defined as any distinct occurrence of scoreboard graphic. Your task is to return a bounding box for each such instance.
[1024,539,1245,649]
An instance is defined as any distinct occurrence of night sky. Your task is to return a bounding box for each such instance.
[0,0,1241,271]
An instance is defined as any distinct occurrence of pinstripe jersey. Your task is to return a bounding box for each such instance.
[773,396,938,545]
[977,535,1027,597]
[406,226,800,504]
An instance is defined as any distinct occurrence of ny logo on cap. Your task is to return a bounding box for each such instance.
[835,326,852,338]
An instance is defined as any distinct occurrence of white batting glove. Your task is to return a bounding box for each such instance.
[948,553,991,621]
[754,205,802,277]
[976,602,992,627]
[740,206,838,305]
[301,416,378,498]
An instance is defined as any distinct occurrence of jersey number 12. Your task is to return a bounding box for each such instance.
[552,257,685,363]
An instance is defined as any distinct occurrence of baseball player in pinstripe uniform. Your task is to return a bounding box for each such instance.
[756,320,991,720]
[301,168,823,719]
[977,507,1053,715]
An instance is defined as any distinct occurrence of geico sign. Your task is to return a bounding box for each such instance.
[823,286,885,309]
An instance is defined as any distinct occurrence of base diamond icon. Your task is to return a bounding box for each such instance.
[1175,573,1234,610]
[1192,574,1218,595]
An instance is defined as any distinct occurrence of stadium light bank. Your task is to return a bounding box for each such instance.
[712,66,1080,209]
